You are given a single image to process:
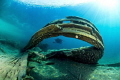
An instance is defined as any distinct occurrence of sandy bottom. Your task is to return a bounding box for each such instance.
[0,43,120,80]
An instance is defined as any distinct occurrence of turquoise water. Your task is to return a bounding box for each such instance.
[0,0,120,79]
[1,0,120,63]
[1,0,120,62]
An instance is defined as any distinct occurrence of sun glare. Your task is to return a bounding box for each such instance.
[96,0,119,10]
[94,0,120,27]
[15,0,91,7]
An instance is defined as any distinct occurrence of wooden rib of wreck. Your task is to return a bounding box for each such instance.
[23,16,104,64]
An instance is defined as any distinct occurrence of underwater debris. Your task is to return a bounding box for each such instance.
[53,38,63,44]
[45,46,103,64]
[28,50,46,64]
[31,47,42,53]
[44,62,55,65]
[22,16,104,64]
[98,62,120,67]
[23,75,34,80]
